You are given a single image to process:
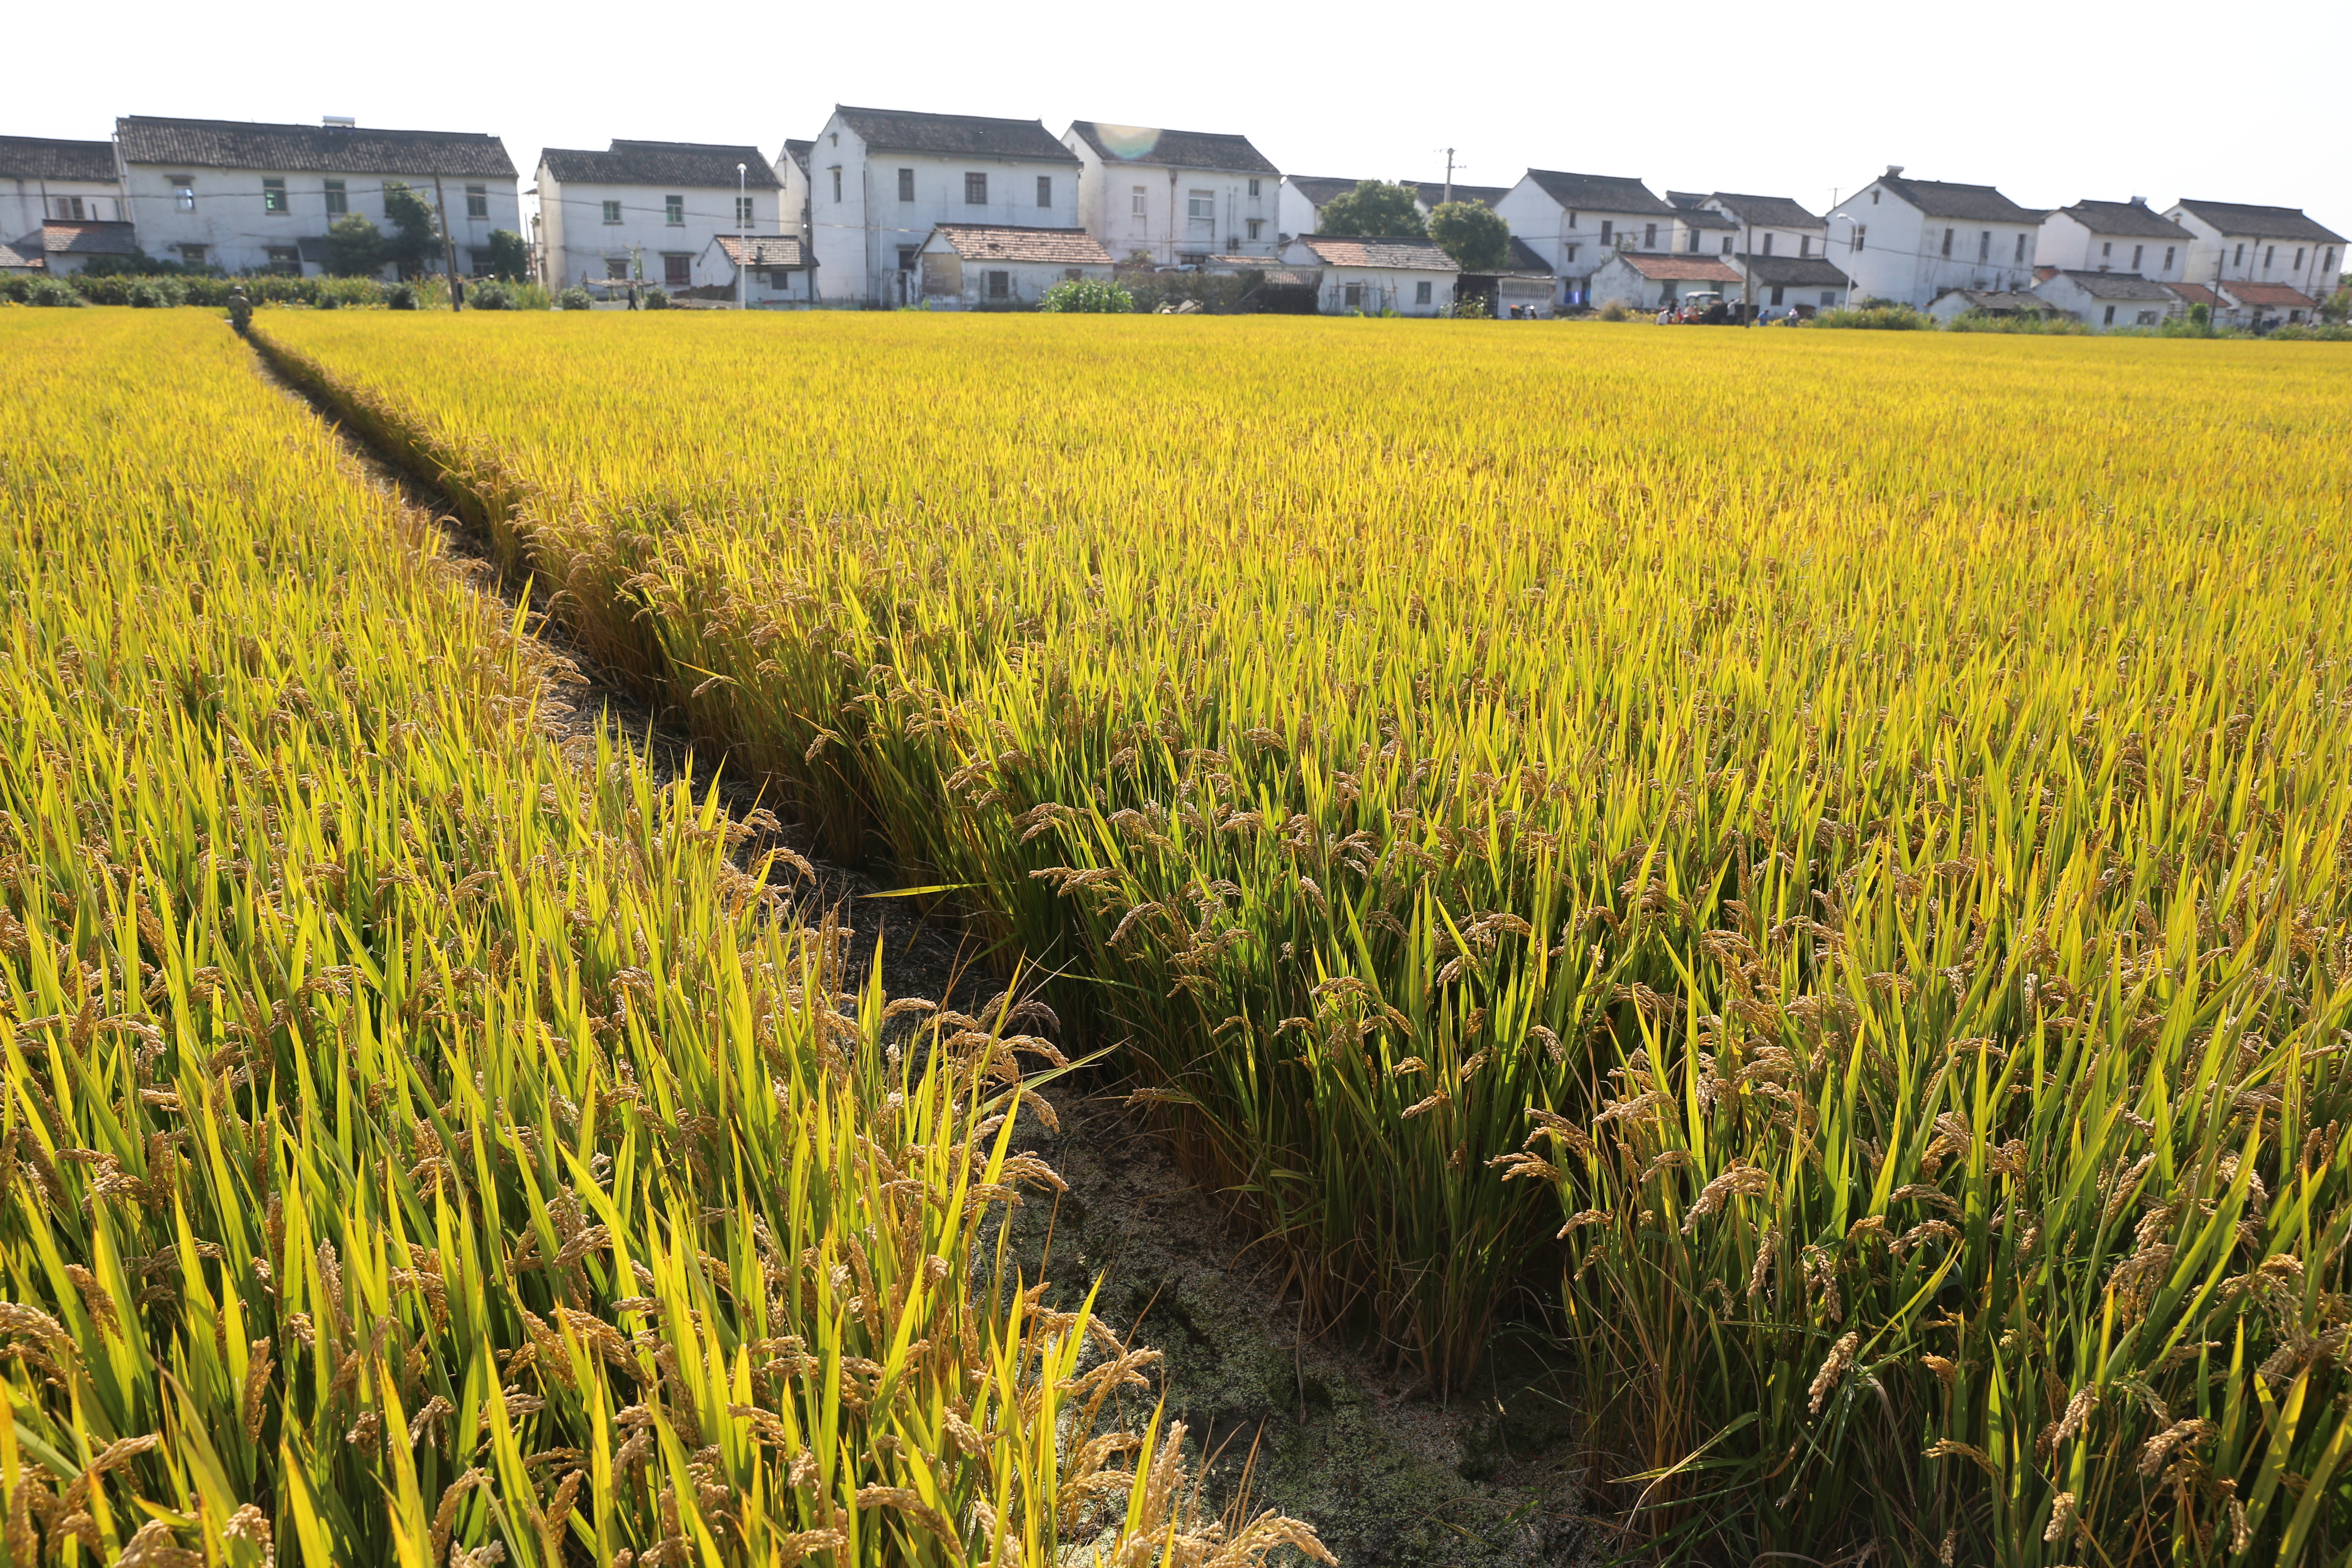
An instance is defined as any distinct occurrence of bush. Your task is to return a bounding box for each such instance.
[27,279,83,308]
[2263,320,2352,341]
[1597,302,1632,322]
[558,286,593,311]
[386,282,419,312]
[315,290,343,310]
[470,281,514,312]
[1814,303,1933,330]
[126,281,170,309]
[324,214,387,279]
[505,281,553,311]
[483,230,530,282]
[641,286,670,310]
[1036,277,1133,314]
[1945,309,2086,335]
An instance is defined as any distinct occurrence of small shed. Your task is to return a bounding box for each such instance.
[29,220,140,277]
[2220,280,2321,328]
[1588,250,1743,312]
[1735,253,1852,317]
[1458,236,1556,318]
[1925,287,2054,325]
[0,239,38,275]
[2030,270,2176,330]
[711,234,816,306]
[918,223,1115,308]
[1279,234,1458,315]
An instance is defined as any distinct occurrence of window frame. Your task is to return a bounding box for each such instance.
[1187,189,1214,223]
[1248,178,1261,198]
[264,244,300,276]
[664,194,685,227]
[1037,175,1052,208]
[987,268,1010,299]
[662,252,691,287]
[262,177,289,214]
[324,179,348,216]
[465,184,488,220]
[1415,279,1432,305]
[171,175,196,212]
[965,172,988,205]
[603,200,622,224]
[897,168,915,202]
[735,195,755,229]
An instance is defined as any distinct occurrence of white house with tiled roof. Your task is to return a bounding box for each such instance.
[2,135,125,243]
[117,114,518,277]
[1063,122,1280,265]
[709,234,814,306]
[2031,269,2178,331]
[2037,198,2192,282]
[1589,251,1743,313]
[1280,233,1458,315]
[915,223,1112,307]
[808,106,1082,306]
[1823,167,2040,307]
[1493,170,1678,308]
[2162,199,2342,307]
[536,140,783,293]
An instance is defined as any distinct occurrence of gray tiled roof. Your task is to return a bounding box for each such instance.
[2170,199,2344,244]
[1292,234,1460,272]
[1706,191,1824,229]
[1676,208,1740,231]
[929,224,1112,263]
[1738,253,1850,286]
[1412,181,1510,210]
[834,107,1078,165]
[717,235,810,268]
[38,220,139,255]
[1503,236,1552,274]
[1876,174,2037,224]
[781,139,812,174]
[2054,199,2193,241]
[0,135,117,183]
[1066,122,1278,175]
[539,141,781,190]
[117,116,515,178]
[1521,170,1674,216]
[0,240,34,270]
[1285,175,1375,209]
[2050,270,2176,300]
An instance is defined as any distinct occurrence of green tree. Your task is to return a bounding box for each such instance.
[323,214,387,277]
[484,229,530,282]
[1316,180,1425,238]
[1037,277,1133,313]
[1426,201,1510,272]
[380,182,441,276]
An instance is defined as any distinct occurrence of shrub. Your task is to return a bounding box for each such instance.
[324,214,387,278]
[483,229,530,282]
[1945,309,2086,335]
[641,286,670,310]
[1597,301,1632,322]
[558,286,592,311]
[126,281,168,309]
[386,282,419,311]
[27,279,83,308]
[1814,303,1933,330]
[1036,277,1133,314]
[505,281,553,311]
[469,281,514,312]
[315,290,343,310]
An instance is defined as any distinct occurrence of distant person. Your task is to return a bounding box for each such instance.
[227,285,252,337]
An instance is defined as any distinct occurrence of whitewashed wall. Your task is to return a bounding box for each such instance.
[124,162,519,276]
[540,173,778,291]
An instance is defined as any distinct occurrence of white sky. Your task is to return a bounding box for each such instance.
[15,0,2349,227]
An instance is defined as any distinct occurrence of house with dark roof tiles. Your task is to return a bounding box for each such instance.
[2162,199,2342,308]
[1493,169,1675,307]
[808,106,1081,306]
[1062,122,1280,265]
[1,136,125,242]
[534,140,789,296]
[2037,199,2194,283]
[1822,166,2042,308]
[116,114,518,278]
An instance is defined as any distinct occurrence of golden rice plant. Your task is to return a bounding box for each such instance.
[252,307,2352,1559]
[0,309,1310,1567]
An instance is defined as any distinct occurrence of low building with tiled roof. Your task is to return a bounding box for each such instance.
[810,106,1084,306]
[2163,199,2343,312]
[1733,252,1853,315]
[1280,233,1458,315]
[1694,193,1831,272]
[1,135,125,241]
[115,114,518,278]
[2220,279,2323,327]
[536,140,785,294]
[1589,249,1742,313]
[1494,169,1675,308]
[1063,122,1280,266]
[7,219,141,277]
[1458,235,1558,318]
[2031,269,2181,331]
[705,234,815,307]
[0,238,34,273]
[1825,165,2042,308]
[1925,286,2060,325]
[915,223,1114,308]
[1412,181,1510,212]
[2038,198,2195,285]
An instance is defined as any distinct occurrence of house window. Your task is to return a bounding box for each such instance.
[1687,231,1699,254]
[2293,246,2305,269]
[1131,187,1147,218]
[1978,230,1991,261]
[265,245,299,275]
[177,242,206,266]
[2136,309,2157,325]
[1178,251,1209,266]
[2327,248,2337,275]
[1343,281,1364,308]
[1188,190,1213,222]
[1643,222,1657,248]
[2131,244,2142,270]
[1246,218,1263,241]
[467,248,494,278]
[1854,225,1866,252]
[768,269,793,289]
[665,195,684,226]
[1869,188,1879,205]
[466,185,488,219]
[2264,245,2275,268]
[1720,238,1731,254]
[1037,175,1052,207]
[1565,243,1579,262]
[987,269,1009,298]
[2165,245,2175,270]
[831,168,842,202]
[2014,233,2027,264]
[603,200,622,224]
[1820,290,1837,306]
[1415,279,1432,304]
[171,176,195,211]
[897,246,918,272]
[1761,232,1773,256]
[325,180,347,215]
[2104,305,2116,325]
[965,172,988,205]
[1770,285,1785,305]
[2233,243,2244,266]
[1800,236,1811,257]
[897,168,914,202]
[606,257,630,280]
[2101,241,2111,260]
[263,178,288,213]
[663,254,690,286]
[1599,220,1613,245]
[53,195,85,220]
[1249,178,1262,198]
[735,196,755,228]
[1941,227,1954,257]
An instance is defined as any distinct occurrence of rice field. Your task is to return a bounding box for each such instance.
[0,309,1284,1568]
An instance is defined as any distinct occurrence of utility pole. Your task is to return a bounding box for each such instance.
[432,174,462,310]
[1442,147,1456,207]
[738,162,749,311]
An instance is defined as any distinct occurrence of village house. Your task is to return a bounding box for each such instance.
[1925,287,2055,326]
[778,140,813,244]
[1063,122,1280,265]
[914,223,1112,308]
[1734,253,1851,316]
[1493,170,1677,309]
[2217,280,2325,329]
[2037,198,2192,282]
[2162,199,2343,308]
[535,140,783,294]
[1693,192,1830,264]
[2,135,126,251]
[1589,250,1743,313]
[1824,167,2041,308]
[710,234,815,306]
[1279,233,1458,315]
[116,115,518,278]
[2031,270,2177,330]
[1459,236,1555,318]
[808,106,1081,307]
[1274,176,1499,246]
[1666,196,1740,258]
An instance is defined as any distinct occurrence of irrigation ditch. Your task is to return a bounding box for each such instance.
[239,320,1601,1567]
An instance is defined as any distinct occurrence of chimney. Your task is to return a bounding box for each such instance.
[323,116,356,129]
[1885,164,1905,178]
[2128,194,2147,206]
